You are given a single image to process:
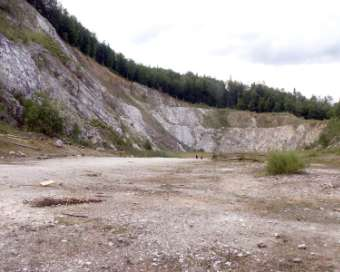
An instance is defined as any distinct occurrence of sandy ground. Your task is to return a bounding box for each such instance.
[0,157,339,272]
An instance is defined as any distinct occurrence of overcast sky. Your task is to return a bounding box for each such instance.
[59,0,340,101]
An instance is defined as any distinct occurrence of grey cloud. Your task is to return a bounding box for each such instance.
[249,41,340,65]
[211,33,340,65]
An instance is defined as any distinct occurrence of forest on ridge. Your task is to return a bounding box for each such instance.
[26,0,338,120]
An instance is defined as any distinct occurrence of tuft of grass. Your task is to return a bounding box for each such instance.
[70,122,81,143]
[266,151,305,175]
[90,118,107,129]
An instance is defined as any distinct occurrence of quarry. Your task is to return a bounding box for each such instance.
[0,0,339,271]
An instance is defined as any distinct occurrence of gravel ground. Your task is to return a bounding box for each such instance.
[0,157,339,271]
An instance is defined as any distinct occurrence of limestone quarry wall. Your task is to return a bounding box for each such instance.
[0,0,326,153]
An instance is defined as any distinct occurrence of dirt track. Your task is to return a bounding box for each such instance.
[0,157,339,271]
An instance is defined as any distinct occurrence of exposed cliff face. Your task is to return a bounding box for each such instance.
[0,0,326,153]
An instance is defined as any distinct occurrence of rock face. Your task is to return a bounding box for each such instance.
[0,0,326,153]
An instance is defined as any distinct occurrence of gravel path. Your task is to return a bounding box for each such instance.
[0,157,339,271]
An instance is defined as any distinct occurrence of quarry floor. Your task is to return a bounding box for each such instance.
[0,157,339,272]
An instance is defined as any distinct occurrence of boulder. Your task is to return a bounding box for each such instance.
[54,139,64,148]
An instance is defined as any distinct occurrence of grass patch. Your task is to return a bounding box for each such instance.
[28,31,68,63]
[266,151,305,175]
[0,13,68,63]
[203,109,229,129]
[0,120,15,134]
[319,118,340,147]
[22,93,64,136]
[91,118,133,151]
[212,152,265,162]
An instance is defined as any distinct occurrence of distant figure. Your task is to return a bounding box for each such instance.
[195,154,198,159]
[200,155,203,160]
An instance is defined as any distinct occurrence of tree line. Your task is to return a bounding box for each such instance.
[26,0,335,120]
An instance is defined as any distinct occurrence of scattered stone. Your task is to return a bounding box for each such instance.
[9,151,16,156]
[86,172,101,177]
[292,258,302,264]
[321,183,334,190]
[257,242,267,249]
[96,147,105,152]
[54,139,64,148]
[109,144,117,151]
[298,244,307,250]
[61,212,88,218]
[40,180,56,187]
[17,151,27,157]
[41,155,49,160]
[274,233,281,239]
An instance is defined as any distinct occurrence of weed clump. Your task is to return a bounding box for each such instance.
[266,151,305,175]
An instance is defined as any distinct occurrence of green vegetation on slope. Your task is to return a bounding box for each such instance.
[22,94,64,136]
[90,119,133,151]
[266,151,306,175]
[25,0,334,120]
[319,118,340,147]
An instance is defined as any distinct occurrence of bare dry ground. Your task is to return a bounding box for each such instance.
[0,157,339,272]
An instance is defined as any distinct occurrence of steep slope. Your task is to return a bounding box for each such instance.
[0,0,325,153]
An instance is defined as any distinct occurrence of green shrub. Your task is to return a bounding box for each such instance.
[70,123,81,142]
[0,102,5,113]
[143,139,152,150]
[22,94,64,136]
[319,118,340,147]
[266,151,305,175]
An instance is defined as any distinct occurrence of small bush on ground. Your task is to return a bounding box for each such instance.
[22,94,64,136]
[266,151,305,175]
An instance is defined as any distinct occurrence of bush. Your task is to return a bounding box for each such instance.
[266,151,305,175]
[23,94,64,136]
[143,139,152,150]
[70,123,81,143]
